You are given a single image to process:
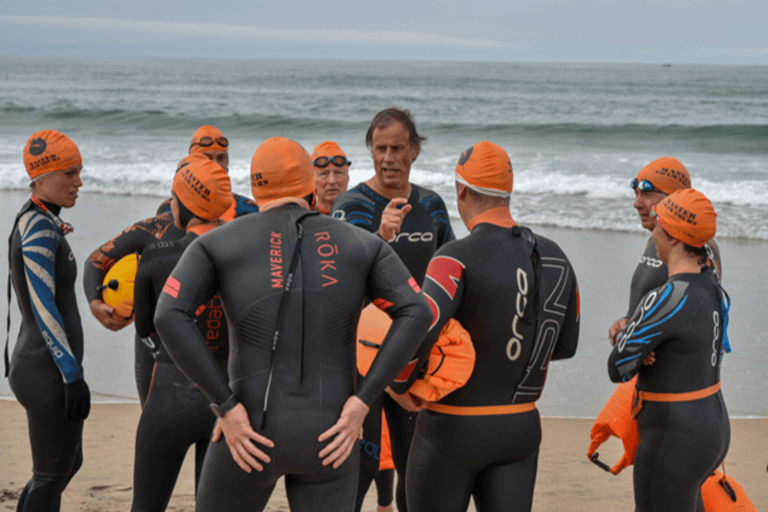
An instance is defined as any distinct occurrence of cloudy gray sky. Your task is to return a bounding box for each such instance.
[1,0,767,64]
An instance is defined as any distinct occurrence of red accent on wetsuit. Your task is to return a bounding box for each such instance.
[162,276,180,298]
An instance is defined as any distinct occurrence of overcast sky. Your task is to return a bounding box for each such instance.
[2,0,767,65]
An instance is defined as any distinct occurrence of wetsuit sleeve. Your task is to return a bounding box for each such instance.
[133,251,158,339]
[153,239,230,404]
[18,212,83,383]
[331,191,378,233]
[355,242,432,406]
[82,215,177,303]
[550,279,580,361]
[608,280,689,382]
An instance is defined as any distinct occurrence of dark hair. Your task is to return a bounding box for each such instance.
[662,230,708,265]
[174,193,196,228]
[365,107,427,156]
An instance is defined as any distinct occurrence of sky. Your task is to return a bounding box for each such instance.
[1,0,767,65]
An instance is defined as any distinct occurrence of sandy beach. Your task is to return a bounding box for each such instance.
[1,400,765,511]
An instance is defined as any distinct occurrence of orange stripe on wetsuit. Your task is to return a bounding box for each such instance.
[631,381,721,418]
[425,401,536,416]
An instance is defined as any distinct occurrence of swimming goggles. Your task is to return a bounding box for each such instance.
[630,178,663,194]
[190,136,229,151]
[313,155,351,168]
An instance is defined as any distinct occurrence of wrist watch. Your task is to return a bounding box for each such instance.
[210,394,239,418]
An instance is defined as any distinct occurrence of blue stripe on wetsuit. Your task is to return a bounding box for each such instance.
[18,211,82,383]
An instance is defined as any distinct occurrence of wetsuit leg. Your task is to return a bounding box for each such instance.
[135,334,154,407]
[375,469,395,508]
[9,365,84,512]
[471,448,538,512]
[633,396,730,512]
[382,393,417,512]
[131,363,217,512]
[355,391,384,512]
[284,449,359,512]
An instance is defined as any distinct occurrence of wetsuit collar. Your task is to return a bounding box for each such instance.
[30,195,73,235]
[260,197,311,212]
[467,207,516,232]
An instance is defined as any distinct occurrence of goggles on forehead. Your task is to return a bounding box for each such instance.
[631,178,664,194]
[190,136,229,151]
[313,155,351,168]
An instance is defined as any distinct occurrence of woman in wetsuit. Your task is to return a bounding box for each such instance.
[129,154,233,512]
[7,130,91,511]
[609,188,730,512]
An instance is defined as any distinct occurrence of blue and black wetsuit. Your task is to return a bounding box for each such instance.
[8,199,87,511]
[129,227,229,512]
[406,220,580,512]
[332,182,453,512]
[154,205,431,512]
[610,267,730,512]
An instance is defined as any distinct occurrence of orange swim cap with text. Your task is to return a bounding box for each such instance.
[189,125,228,154]
[636,157,690,195]
[24,130,82,181]
[455,141,513,198]
[173,154,232,221]
[653,188,716,247]
[250,137,315,207]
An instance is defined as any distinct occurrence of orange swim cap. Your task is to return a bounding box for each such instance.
[189,125,229,154]
[455,141,513,198]
[653,188,716,247]
[311,141,348,164]
[636,157,690,195]
[24,130,82,181]
[172,154,232,221]
[250,137,315,207]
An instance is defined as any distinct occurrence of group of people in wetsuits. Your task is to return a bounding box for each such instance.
[6,106,730,512]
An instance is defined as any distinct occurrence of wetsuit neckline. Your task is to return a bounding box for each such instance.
[32,196,62,216]
[467,207,516,232]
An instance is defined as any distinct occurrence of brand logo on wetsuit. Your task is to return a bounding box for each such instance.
[42,329,64,359]
[29,138,47,156]
[618,290,658,352]
[507,268,528,361]
[711,310,720,367]
[639,256,663,268]
[270,232,283,288]
[314,232,339,287]
[206,298,224,342]
[390,231,434,244]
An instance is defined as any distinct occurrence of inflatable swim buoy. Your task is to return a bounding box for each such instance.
[100,253,139,319]
[701,467,757,512]
[587,376,639,475]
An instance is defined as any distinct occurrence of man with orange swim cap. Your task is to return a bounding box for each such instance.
[154,136,431,512]
[311,141,351,215]
[609,188,730,512]
[129,153,233,512]
[608,156,722,345]
[406,141,580,512]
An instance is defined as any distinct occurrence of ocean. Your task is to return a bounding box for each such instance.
[1,56,766,417]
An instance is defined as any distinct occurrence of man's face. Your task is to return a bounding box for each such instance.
[203,150,229,171]
[315,165,349,207]
[370,121,417,193]
[634,188,667,232]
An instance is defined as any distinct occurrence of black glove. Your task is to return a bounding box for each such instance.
[64,378,91,422]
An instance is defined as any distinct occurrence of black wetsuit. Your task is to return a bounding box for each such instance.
[407,222,580,512]
[331,181,454,512]
[83,195,256,405]
[130,229,229,512]
[153,204,432,512]
[8,199,87,511]
[609,267,730,512]
[626,237,721,316]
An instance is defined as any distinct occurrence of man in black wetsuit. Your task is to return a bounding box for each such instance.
[331,107,453,512]
[129,154,233,512]
[609,188,730,512]
[83,125,257,405]
[405,141,580,512]
[154,137,432,512]
[607,156,722,344]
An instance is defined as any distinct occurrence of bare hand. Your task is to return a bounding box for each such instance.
[89,300,132,331]
[379,198,412,242]
[643,351,656,366]
[385,386,424,413]
[608,317,628,346]
[318,396,369,468]
[215,403,274,473]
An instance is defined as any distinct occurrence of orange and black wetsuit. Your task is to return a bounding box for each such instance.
[331,182,453,512]
[406,214,580,512]
[129,228,229,512]
[610,267,730,512]
[154,205,431,512]
[82,211,183,405]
